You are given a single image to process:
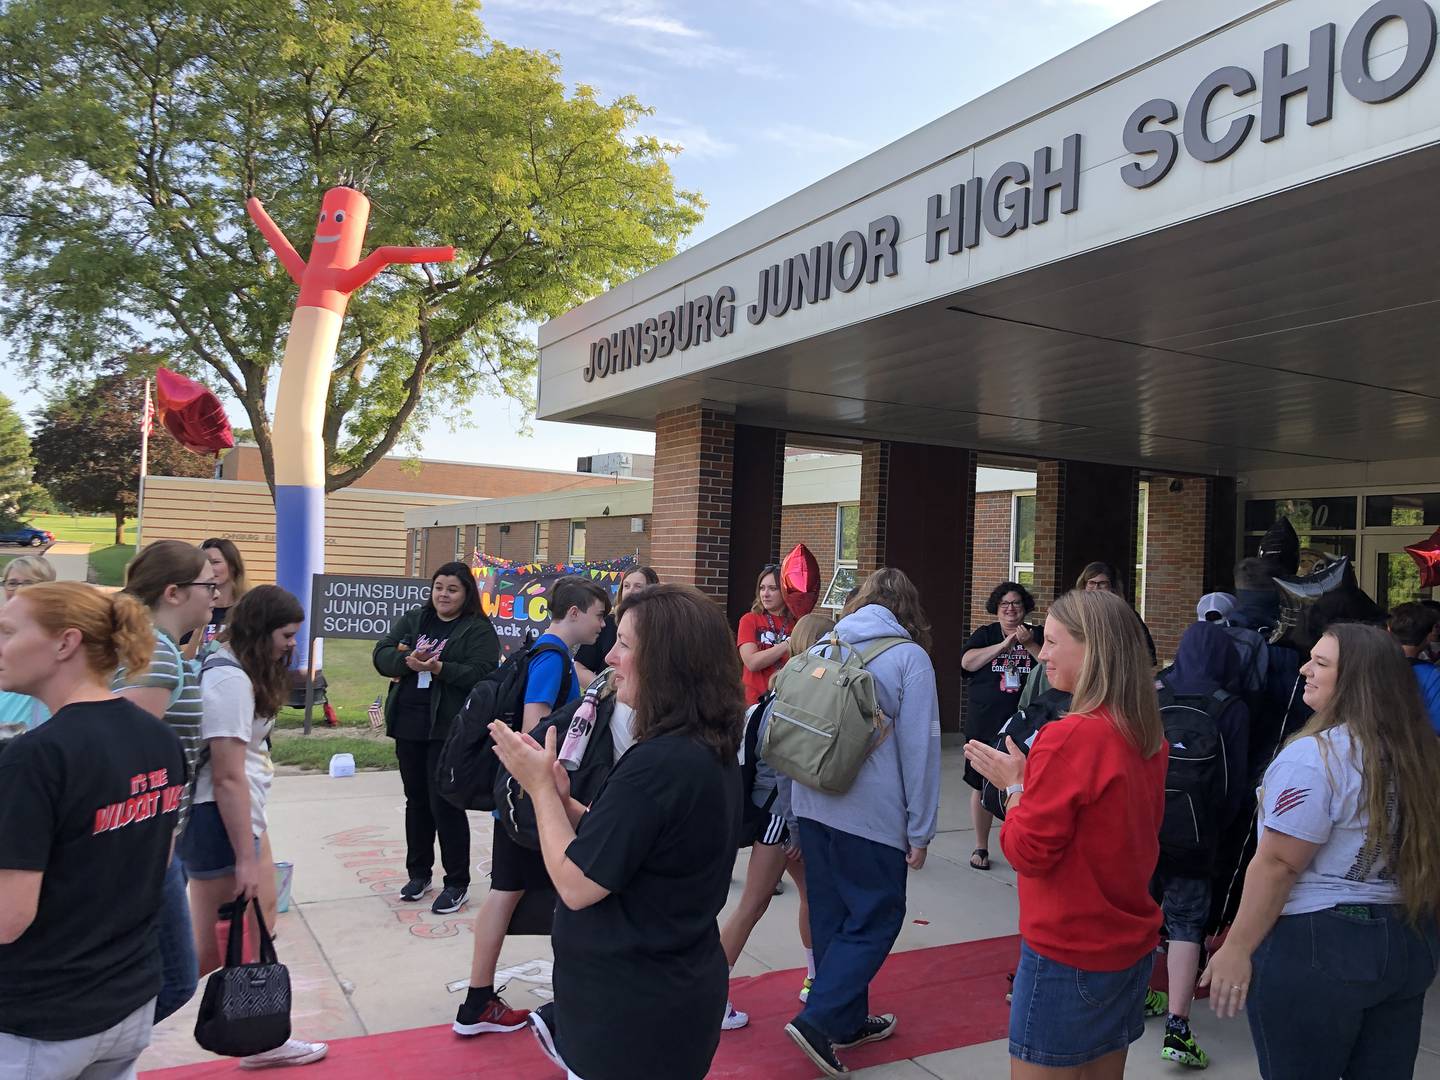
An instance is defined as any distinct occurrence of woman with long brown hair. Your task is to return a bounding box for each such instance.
[0,583,184,1077]
[965,589,1167,1079]
[737,564,795,706]
[1202,622,1440,1078]
[783,567,941,1077]
[182,537,250,660]
[490,584,744,1080]
[181,585,329,1069]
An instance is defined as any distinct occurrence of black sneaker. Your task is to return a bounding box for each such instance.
[529,1002,567,1070]
[399,877,432,902]
[834,1014,896,1049]
[432,886,468,914]
[784,1018,849,1077]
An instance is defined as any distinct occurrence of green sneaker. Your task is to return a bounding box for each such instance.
[1144,988,1169,1018]
[1162,1028,1209,1068]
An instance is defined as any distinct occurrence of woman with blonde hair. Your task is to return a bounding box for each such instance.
[0,583,185,1077]
[721,610,834,1030]
[966,589,1168,1079]
[1202,622,1440,1078]
[0,555,56,735]
[737,564,795,706]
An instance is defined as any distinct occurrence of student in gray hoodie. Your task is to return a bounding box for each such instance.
[784,567,942,1078]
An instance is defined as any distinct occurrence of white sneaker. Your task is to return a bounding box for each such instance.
[722,1003,750,1030]
[239,1039,330,1069]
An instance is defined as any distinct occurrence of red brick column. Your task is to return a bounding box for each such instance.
[855,440,975,731]
[1144,476,1212,662]
[651,404,737,602]
[1032,459,1140,607]
[857,442,890,574]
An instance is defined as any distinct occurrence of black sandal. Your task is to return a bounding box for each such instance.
[970,848,991,871]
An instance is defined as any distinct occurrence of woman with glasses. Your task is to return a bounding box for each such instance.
[737,564,795,707]
[1076,561,1157,666]
[182,537,250,660]
[961,581,1042,871]
[0,556,55,736]
[111,539,217,1023]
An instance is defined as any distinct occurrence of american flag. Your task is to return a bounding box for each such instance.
[368,695,384,730]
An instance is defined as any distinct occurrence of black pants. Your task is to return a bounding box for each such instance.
[394,738,470,889]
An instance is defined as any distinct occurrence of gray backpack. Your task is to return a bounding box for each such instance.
[759,633,909,794]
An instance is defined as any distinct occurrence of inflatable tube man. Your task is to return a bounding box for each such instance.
[247,187,455,670]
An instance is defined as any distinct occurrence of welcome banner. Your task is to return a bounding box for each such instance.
[470,552,637,656]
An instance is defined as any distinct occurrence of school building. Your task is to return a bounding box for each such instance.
[522,0,1440,730]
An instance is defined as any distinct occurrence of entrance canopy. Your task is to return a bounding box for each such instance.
[536,0,1440,476]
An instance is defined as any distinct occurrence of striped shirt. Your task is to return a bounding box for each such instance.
[112,628,204,838]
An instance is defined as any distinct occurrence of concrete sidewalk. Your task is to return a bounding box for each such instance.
[139,747,1440,1078]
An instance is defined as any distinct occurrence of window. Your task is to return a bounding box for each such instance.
[836,504,859,565]
[1243,495,1360,575]
[821,566,860,610]
[1364,492,1440,528]
[1135,482,1148,617]
[1010,493,1035,586]
[454,527,464,562]
[569,519,586,561]
[410,530,422,576]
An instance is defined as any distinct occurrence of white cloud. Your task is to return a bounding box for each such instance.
[760,124,870,158]
[801,0,954,29]
[638,117,737,160]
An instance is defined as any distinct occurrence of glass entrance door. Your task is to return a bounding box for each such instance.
[1364,536,1436,612]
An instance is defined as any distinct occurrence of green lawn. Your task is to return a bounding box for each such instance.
[269,731,395,771]
[273,637,399,770]
[1,514,138,586]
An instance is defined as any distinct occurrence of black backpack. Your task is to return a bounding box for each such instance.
[435,633,573,812]
[1158,687,1230,857]
[738,692,780,847]
[981,688,1072,819]
[495,671,619,850]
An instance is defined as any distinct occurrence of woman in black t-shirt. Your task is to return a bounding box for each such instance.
[0,583,184,1076]
[373,562,499,915]
[490,584,743,1080]
[961,581,1042,870]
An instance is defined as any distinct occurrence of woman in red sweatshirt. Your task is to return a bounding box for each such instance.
[966,589,1167,1078]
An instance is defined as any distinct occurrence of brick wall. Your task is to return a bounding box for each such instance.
[1143,477,1209,663]
[583,513,652,564]
[1032,460,1066,608]
[221,444,631,497]
[970,490,1015,630]
[482,523,539,563]
[423,527,454,576]
[857,442,890,574]
[548,518,573,561]
[780,504,840,591]
[651,405,735,599]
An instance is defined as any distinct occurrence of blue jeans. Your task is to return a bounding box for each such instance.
[1248,905,1440,1080]
[155,854,198,1022]
[795,818,908,1042]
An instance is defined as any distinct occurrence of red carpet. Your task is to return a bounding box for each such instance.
[144,935,1022,1078]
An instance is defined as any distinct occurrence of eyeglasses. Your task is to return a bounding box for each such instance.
[998,601,1024,609]
[1,579,34,594]
[182,581,221,595]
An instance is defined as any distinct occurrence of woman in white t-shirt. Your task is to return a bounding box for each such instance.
[1202,623,1440,1079]
[181,585,328,1069]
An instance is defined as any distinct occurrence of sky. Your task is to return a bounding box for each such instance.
[5,0,1157,471]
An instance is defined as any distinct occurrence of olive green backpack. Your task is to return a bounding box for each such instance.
[759,633,910,794]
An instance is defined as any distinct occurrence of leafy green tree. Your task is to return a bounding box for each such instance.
[31,366,215,544]
[0,0,701,494]
[0,392,44,527]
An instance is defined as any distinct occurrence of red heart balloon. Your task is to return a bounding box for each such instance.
[781,543,820,618]
[1405,527,1440,589]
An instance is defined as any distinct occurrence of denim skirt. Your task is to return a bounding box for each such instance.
[1009,939,1152,1067]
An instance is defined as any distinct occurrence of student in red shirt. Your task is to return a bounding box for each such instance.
[966,589,1167,1078]
[736,565,795,706]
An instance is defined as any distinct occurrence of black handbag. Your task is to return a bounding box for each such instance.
[194,897,292,1056]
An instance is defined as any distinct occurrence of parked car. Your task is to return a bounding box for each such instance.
[0,524,53,547]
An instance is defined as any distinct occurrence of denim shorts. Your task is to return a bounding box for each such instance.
[1009,939,1152,1067]
[1157,873,1211,945]
[179,801,260,880]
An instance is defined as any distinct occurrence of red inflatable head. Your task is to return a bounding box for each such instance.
[155,367,234,455]
[781,543,821,618]
[1405,528,1440,589]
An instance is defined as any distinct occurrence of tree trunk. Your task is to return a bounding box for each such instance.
[115,507,126,547]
